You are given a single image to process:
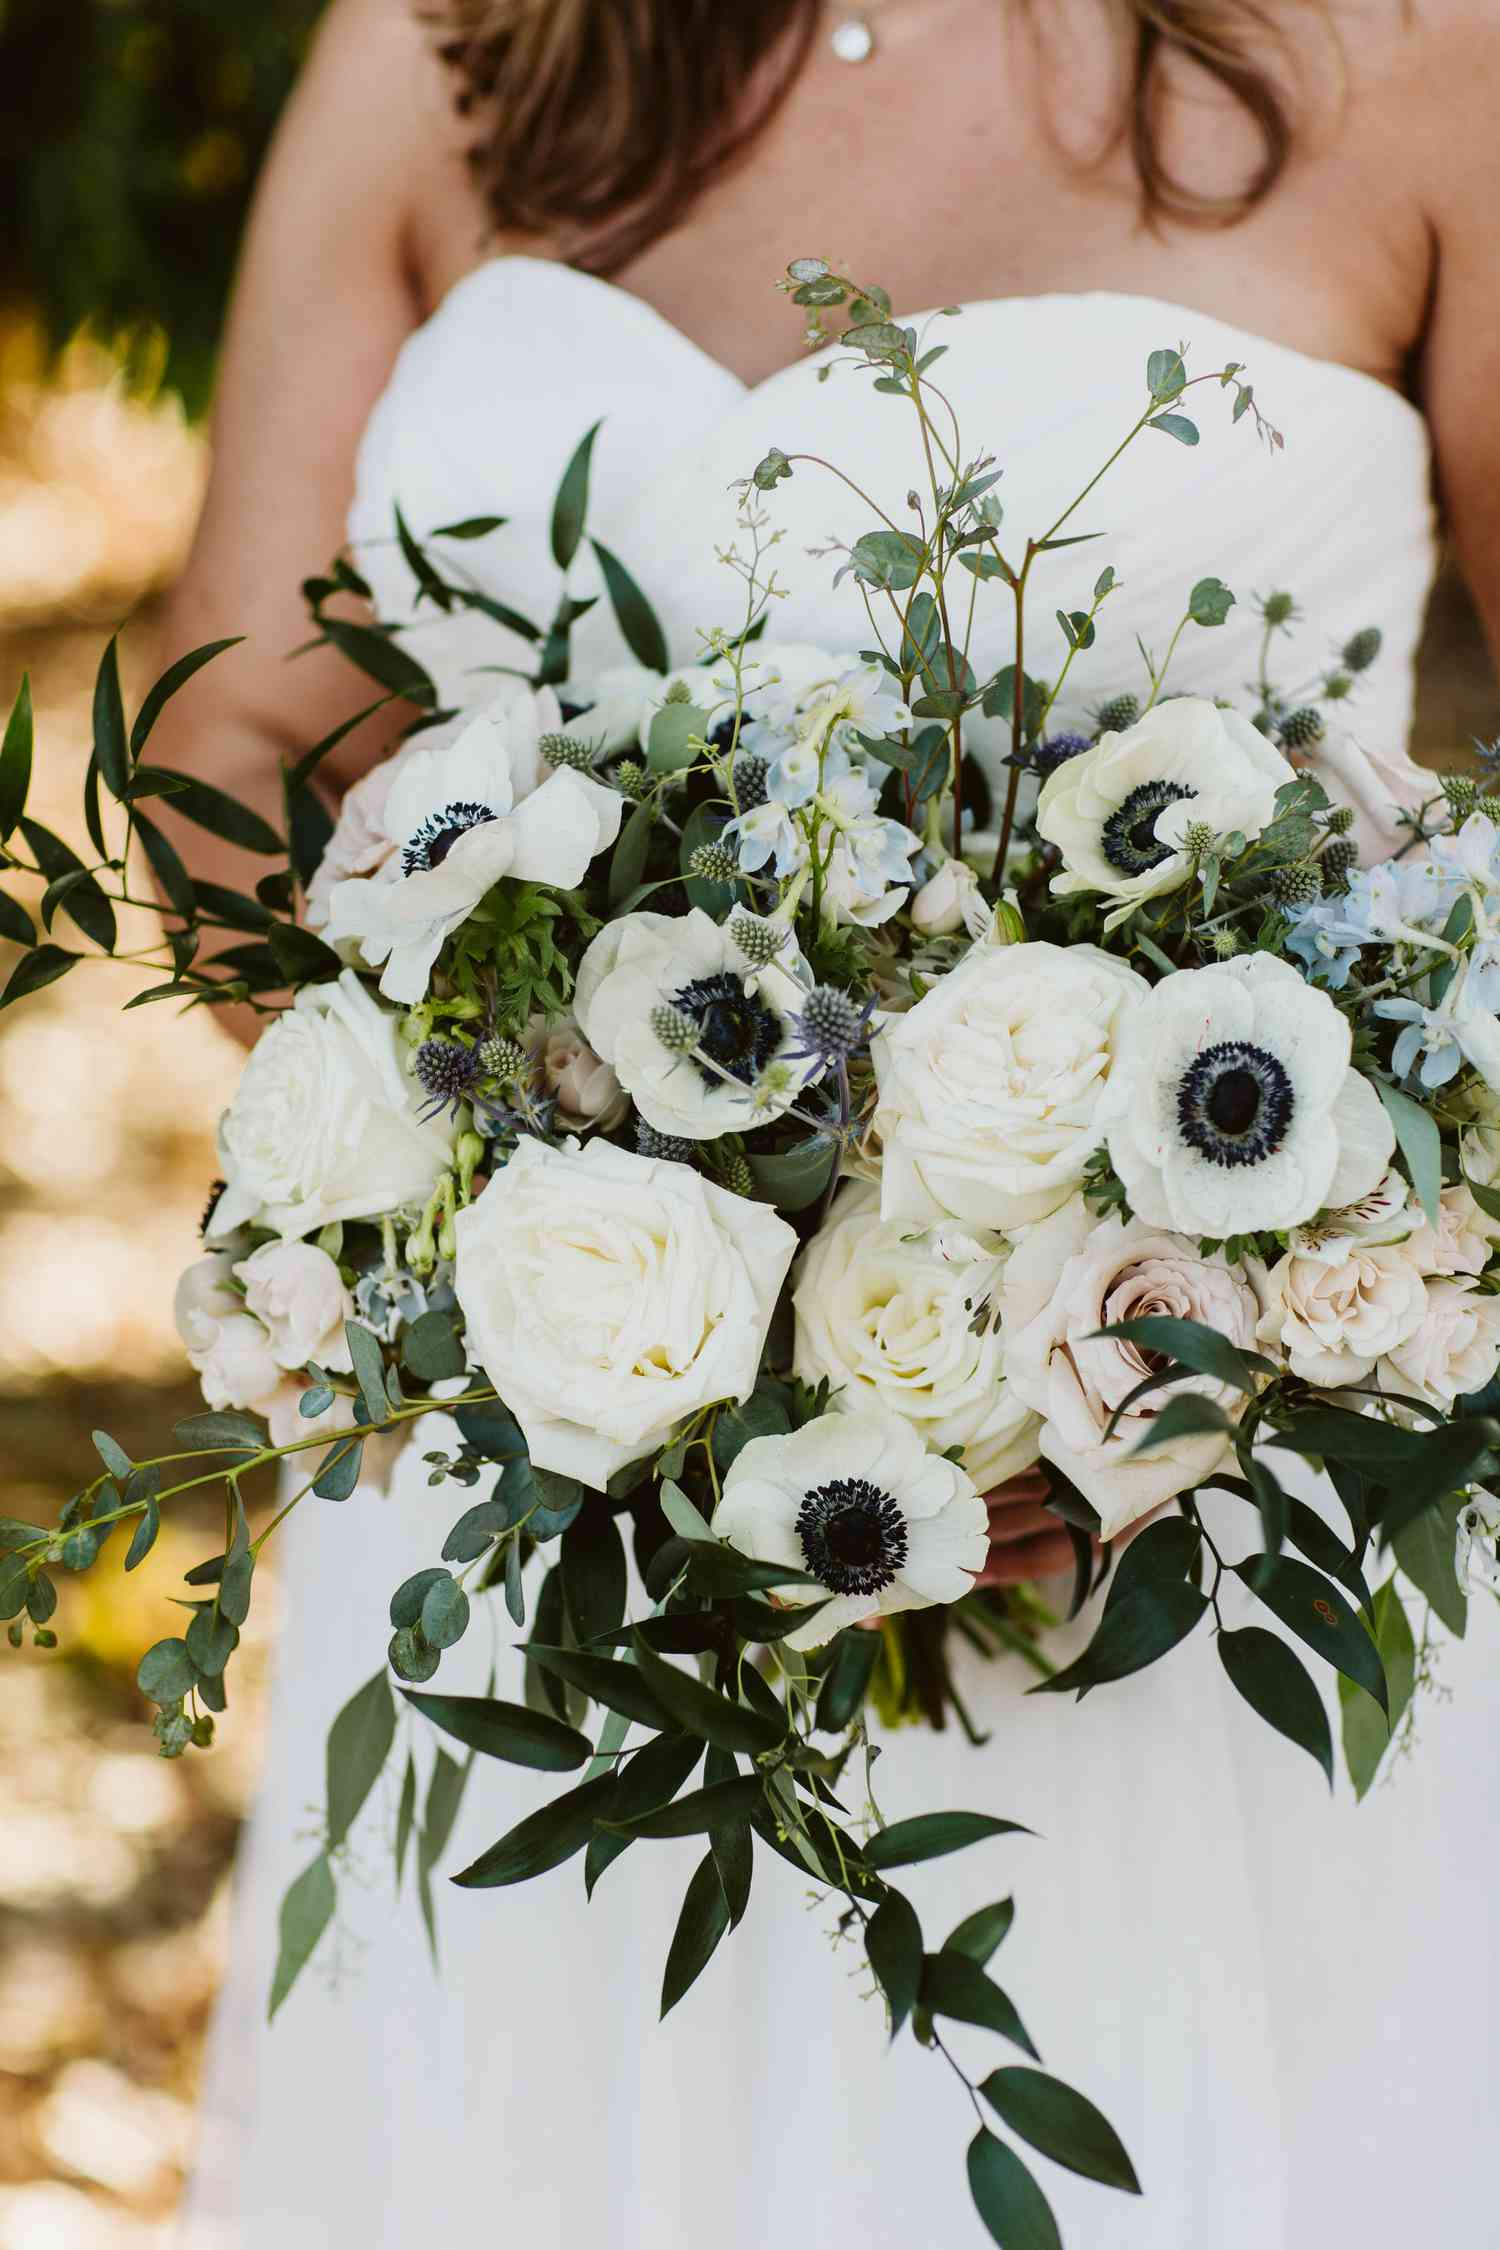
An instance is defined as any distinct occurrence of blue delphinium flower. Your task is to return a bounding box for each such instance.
[1281,896,1363,988]
[1375,996,1466,1087]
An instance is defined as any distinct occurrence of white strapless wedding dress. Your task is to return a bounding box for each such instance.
[182,262,1498,2250]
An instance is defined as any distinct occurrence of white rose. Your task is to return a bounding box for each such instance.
[573,907,815,1142]
[212,970,455,1239]
[235,1240,355,1373]
[1257,1242,1427,1386]
[792,1182,1041,1491]
[1037,697,1291,925]
[523,1012,627,1133]
[452,1135,798,1485]
[909,857,989,939]
[1378,1279,1500,1410]
[1005,1202,1266,1537]
[174,1254,280,1415]
[873,938,1149,1230]
[1403,1183,1499,1279]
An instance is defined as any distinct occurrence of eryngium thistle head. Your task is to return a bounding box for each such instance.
[615,760,648,797]
[1032,732,1091,778]
[1210,928,1241,959]
[478,1034,526,1084]
[1249,705,1279,737]
[1261,590,1296,626]
[650,1002,699,1053]
[795,984,866,1063]
[635,1118,695,1163]
[1342,626,1382,673]
[689,837,740,885]
[1323,671,1353,702]
[1321,838,1359,889]
[1323,804,1355,836]
[539,731,598,773]
[1279,706,1326,751]
[728,910,789,967]
[1267,861,1320,907]
[1093,693,1140,736]
[717,1152,754,1197]
[415,1037,481,1107]
[1181,819,1218,857]
[730,754,769,811]
[1442,774,1482,821]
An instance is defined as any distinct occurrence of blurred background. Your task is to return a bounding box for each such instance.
[0,4,1495,2245]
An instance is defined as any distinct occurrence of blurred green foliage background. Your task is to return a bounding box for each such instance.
[0,0,327,413]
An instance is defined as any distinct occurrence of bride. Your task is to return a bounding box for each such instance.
[160,2,1499,2243]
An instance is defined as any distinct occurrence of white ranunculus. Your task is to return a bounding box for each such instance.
[1378,1279,1500,1410]
[323,684,622,1003]
[234,1240,354,1374]
[573,907,815,1141]
[1099,952,1394,1236]
[211,970,455,1239]
[1037,697,1291,924]
[174,1254,281,1415]
[710,1407,988,1649]
[1257,1242,1427,1386]
[1404,1183,1500,1279]
[909,857,989,939]
[873,938,1149,1230]
[1004,1202,1266,1538]
[522,1011,627,1133]
[452,1135,797,1485]
[792,1182,1041,1491]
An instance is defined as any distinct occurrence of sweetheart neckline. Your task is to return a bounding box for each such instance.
[421,252,1428,438]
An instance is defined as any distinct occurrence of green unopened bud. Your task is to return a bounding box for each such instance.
[1279,706,1326,751]
[1323,672,1353,702]
[539,731,598,773]
[650,1003,698,1053]
[689,838,740,885]
[1261,591,1296,626]
[717,1153,754,1197]
[479,1034,526,1084]
[455,1130,485,1200]
[1267,861,1320,907]
[988,894,1027,946]
[616,760,648,798]
[1323,805,1355,836]
[728,910,789,967]
[1442,774,1482,822]
[663,678,694,705]
[1342,626,1382,673]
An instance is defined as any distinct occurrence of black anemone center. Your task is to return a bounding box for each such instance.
[671,970,781,1088]
[1176,1040,1295,1168]
[1101,780,1197,876]
[401,800,497,876]
[795,1476,910,1597]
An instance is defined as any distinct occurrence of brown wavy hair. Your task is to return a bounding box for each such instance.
[430,1,1301,274]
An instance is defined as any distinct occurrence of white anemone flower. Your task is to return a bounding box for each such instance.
[1100,952,1395,1235]
[323,686,622,1004]
[573,907,816,1140]
[711,1407,989,1649]
[1037,697,1291,927]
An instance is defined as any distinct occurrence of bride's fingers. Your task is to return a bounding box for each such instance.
[984,1500,1065,1543]
[978,1528,1080,1585]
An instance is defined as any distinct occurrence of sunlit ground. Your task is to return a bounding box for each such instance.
[0,316,1491,2250]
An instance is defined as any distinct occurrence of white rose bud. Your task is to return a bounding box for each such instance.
[453,1136,797,1485]
[909,858,987,938]
[524,1013,627,1133]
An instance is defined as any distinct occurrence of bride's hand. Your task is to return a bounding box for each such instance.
[977,1468,1082,1586]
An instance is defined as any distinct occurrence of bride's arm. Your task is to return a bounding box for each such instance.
[146,0,477,1010]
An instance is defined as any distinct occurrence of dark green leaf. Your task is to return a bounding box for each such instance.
[345,1320,389,1427]
[562,1505,627,1645]
[1217,1625,1332,1784]
[1150,413,1200,445]
[1127,1394,1233,1453]
[268,1854,337,2019]
[525,1645,678,1731]
[1032,1582,1208,1696]
[968,2130,1062,2250]
[864,1811,1031,1869]
[123,1493,161,1571]
[314,619,436,706]
[660,1851,730,2017]
[1391,1496,1467,1638]
[923,1953,1039,2059]
[92,1429,132,1480]
[608,796,654,909]
[92,637,129,799]
[980,2069,1140,2194]
[131,766,284,855]
[551,420,602,570]
[1146,347,1187,400]
[391,1567,452,1629]
[1103,1517,1202,1613]
[816,1628,881,1732]
[591,538,669,672]
[401,1688,590,1771]
[173,1408,266,1454]
[866,1889,924,2037]
[681,1540,818,1600]
[1094,1316,1266,1394]
[132,813,197,920]
[419,1747,471,1871]
[944,1898,1015,1966]
[431,515,507,540]
[24,1572,57,1625]
[394,1753,418,1891]
[1238,1555,1387,1713]
[0,889,34,947]
[0,673,33,839]
[420,1575,471,1651]
[630,1631,786,1756]
[313,1439,364,1501]
[326,1670,396,1848]
[137,1637,195,1704]
[1338,1579,1417,1799]
[1188,577,1235,628]
[185,1607,239,1677]
[452,1773,615,1888]
[609,1775,764,1839]
[441,1501,511,1566]
[268,923,344,984]
[402,1310,468,1383]
[130,638,244,761]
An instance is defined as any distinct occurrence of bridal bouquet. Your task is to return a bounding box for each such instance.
[4,259,1498,2246]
